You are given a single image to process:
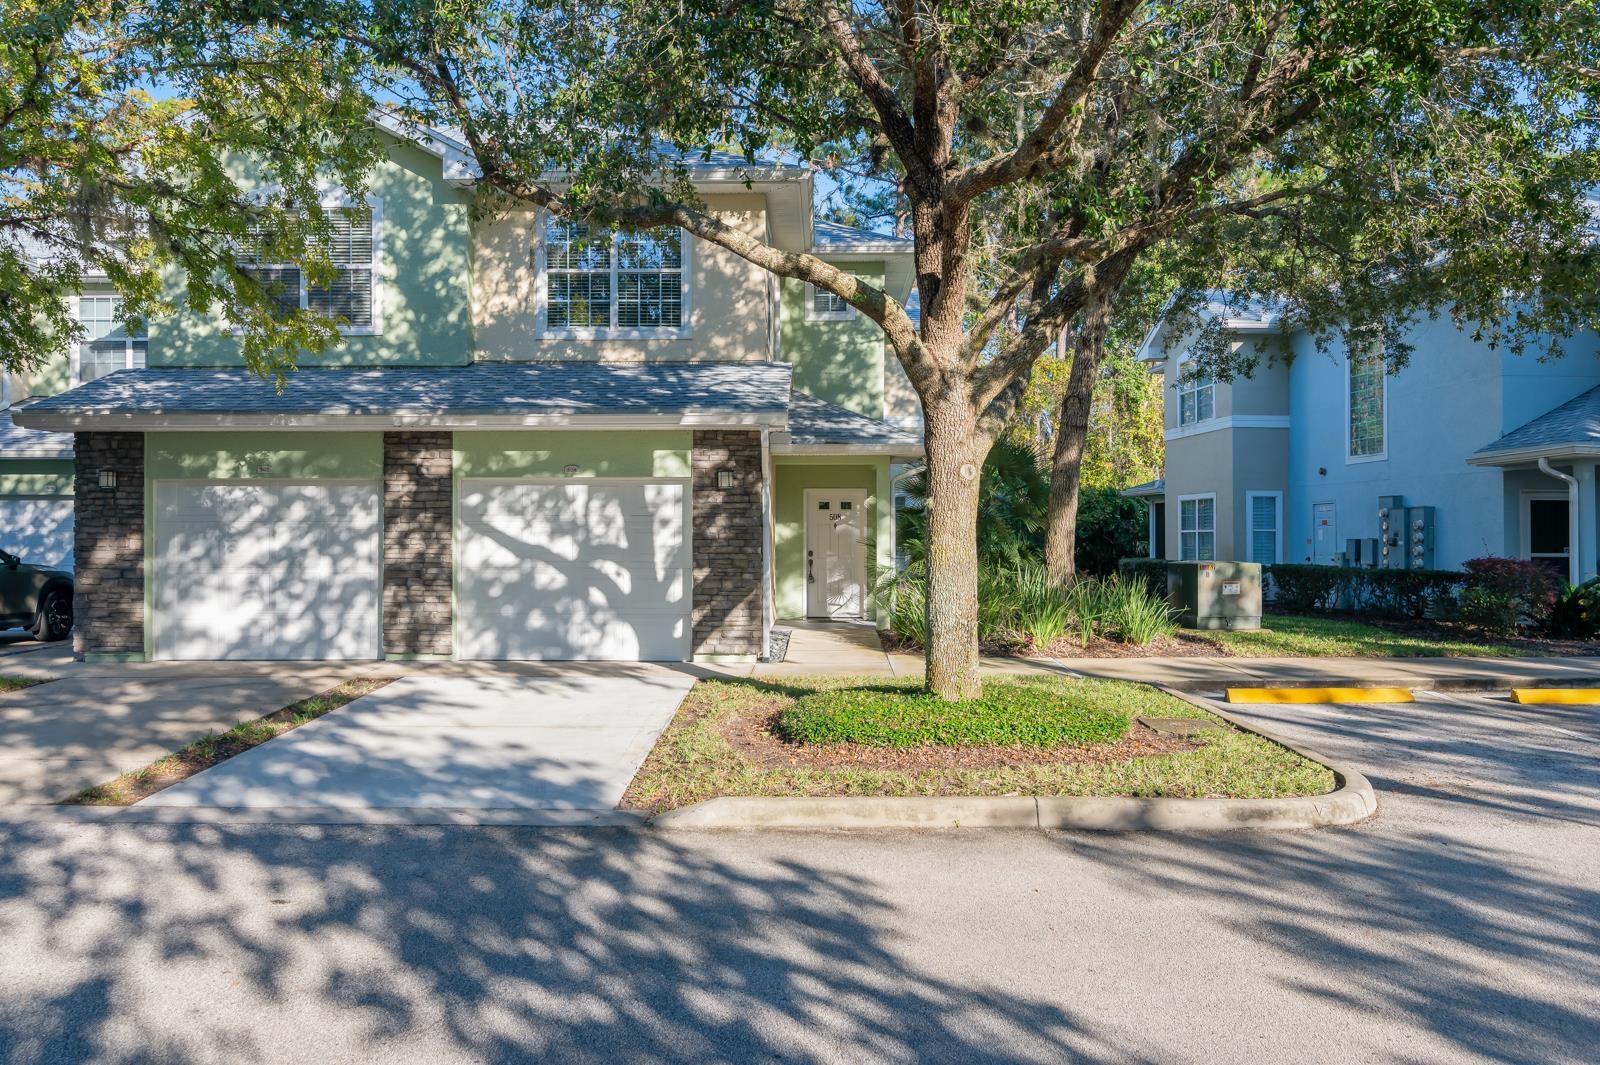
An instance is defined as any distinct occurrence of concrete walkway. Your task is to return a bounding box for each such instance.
[0,656,388,804]
[139,664,695,814]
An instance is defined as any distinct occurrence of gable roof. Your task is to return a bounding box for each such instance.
[1135,294,1284,364]
[12,363,795,431]
[1468,383,1600,465]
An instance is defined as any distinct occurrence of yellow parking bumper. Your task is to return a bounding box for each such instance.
[1226,687,1415,704]
[1510,688,1600,705]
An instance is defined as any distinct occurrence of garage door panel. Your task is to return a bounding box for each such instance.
[457,480,691,661]
[0,498,75,570]
[154,481,380,661]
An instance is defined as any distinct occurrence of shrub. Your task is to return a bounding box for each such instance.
[1542,579,1600,639]
[1012,565,1074,649]
[1075,489,1150,576]
[1118,557,1169,598]
[1462,557,1558,626]
[1263,563,1348,613]
[1459,586,1521,636]
[774,681,1131,747]
[1101,576,1179,643]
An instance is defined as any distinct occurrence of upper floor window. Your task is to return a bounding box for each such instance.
[1348,346,1387,460]
[75,295,147,384]
[0,369,11,409]
[540,216,690,338]
[238,203,381,334]
[805,282,855,322]
[1177,360,1215,426]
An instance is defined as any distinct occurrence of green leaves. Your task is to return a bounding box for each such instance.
[0,0,381,379]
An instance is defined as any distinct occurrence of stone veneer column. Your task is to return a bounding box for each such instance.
[383,431,454,657]
[691,430,765,657]
[73,432,145,659]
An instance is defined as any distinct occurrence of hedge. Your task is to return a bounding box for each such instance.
[1117,558,1465,619]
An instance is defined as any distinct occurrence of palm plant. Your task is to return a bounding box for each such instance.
[895,438,1049,569]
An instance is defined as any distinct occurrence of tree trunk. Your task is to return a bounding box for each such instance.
[922,392,985,701]
[1045,291,1117,587]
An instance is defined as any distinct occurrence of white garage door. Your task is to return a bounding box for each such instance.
[457,479,690,661]
[0,498,74,570]
[153,481,381,660]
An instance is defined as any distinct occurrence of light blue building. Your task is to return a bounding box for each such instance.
[1130,300,1600,584]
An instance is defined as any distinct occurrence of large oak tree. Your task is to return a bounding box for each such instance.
[311,0,1596,697]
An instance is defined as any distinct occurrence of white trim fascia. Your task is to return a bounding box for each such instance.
[808,243,914,257]
[1164,415,1290,441]
[1244,490,1285,564]
[0,446,74,460]
[769,441,925,457]
[12,411,790,432]
[1467,444,1600,467]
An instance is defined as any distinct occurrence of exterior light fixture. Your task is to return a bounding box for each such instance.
[563,464,580,476]
[717,470,736,489]
[98,470,117,489]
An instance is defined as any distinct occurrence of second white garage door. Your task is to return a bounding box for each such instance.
[456,479,690,661]
[152,481,382,660]
[0,497,75,570]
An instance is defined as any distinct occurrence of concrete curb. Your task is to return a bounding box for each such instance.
[652,686,1378,832]
[0,805,649,828]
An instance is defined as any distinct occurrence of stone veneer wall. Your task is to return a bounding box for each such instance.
[73,432,145,658]
[383,431,453,657]
[691,430,765,657]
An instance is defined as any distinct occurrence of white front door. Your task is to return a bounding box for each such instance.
[805,489,867,619]
[1312,502,1338,565]
[455,479,690,660]
[152,481,382,660]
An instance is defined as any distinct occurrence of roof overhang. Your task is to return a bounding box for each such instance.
[1467,444,1600,468]
[1121,480,1166,498]
[15,411,785,432]
[768,438,924,458]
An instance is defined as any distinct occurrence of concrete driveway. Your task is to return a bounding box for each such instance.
[0,651,385,805]
[138,664,695,815]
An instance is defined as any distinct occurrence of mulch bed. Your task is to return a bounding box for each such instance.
[720,703,1199,772]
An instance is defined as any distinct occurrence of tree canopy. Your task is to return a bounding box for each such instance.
[0,0,379,379]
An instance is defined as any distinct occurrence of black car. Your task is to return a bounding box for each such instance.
[0,549,73,641]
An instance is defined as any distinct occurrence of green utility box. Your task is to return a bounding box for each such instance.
[1166,561,1263,630]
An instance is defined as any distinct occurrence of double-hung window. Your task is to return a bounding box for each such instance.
[1177,361,1215,426]
[1179,495,1216,561]
[1348,345,1387,460]
[238,203,381,332]
[541,216,689,337]
[1246,491,1283,564]
[75,295,147,384]
[805,282,855,321]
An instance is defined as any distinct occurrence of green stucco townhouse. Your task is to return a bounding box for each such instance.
[5,119,923,662]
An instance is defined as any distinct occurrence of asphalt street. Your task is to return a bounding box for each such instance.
[1,690,1595,1064]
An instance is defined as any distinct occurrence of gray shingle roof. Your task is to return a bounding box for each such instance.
[812,219,913,251]
[1121,478,1165,498]
[0,407,73,459]
[785,391,922,452]
[1472,384,1600,458]
[15,362,794,424]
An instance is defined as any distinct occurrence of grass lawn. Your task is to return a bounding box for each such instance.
[0,675,44,694]
[622,675,1334,813]
[63,677,390,805]
[1198,615,1525,658]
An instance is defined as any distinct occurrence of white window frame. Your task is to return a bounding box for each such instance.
[71,294,148,386]
[1345,344,1388,463]
[1178,492,1217,562]
[1176,355,1215,427]
[1519,490,1571,570]
[0,369,10,410]
[534,211,694,340]
[234,192,385,337]
[804,281,856,322]
[1245,490,1284,564]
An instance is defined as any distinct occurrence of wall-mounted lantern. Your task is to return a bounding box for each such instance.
[717,469,736,489]
[98,470,117,489]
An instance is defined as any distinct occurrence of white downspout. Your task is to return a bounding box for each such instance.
[1538,457,1580,586]
[760,424,774,658]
